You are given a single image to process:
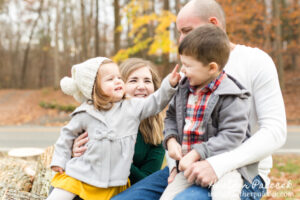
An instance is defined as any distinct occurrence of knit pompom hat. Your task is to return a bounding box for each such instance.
[60,57,111,103]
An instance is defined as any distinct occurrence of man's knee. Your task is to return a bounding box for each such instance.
[174,185,211,200]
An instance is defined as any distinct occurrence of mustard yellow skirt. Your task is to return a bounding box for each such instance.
[51,173,130,200]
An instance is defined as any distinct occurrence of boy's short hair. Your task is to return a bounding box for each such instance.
[178,24,230,70]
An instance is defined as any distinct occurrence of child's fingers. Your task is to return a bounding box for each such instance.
[168,168,178,184]
[51,166,59,172]
[59,168,64,174]
[171,64,179,76]
[177,73,181,80]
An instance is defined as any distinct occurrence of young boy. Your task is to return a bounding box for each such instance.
[161,24,258,200]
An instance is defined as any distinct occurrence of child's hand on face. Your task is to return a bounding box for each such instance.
[178,149,201,171]
[167,137,182,161]
[51,166,64,174]
[169,64,181,87]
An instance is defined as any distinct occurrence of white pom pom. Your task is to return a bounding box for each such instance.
[60,77,78,96]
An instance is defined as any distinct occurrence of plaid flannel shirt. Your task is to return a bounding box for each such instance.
[181,71,226,155]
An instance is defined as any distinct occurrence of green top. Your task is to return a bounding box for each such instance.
[129,130,165,184]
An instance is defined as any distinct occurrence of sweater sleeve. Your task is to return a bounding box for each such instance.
[50,113,85,169]
[129,143,165,184]
[206,49,287,181]
[130,76,177,121]
[192,95,250,160]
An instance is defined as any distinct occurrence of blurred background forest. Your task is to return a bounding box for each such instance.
[0,0,299,90]
[0,2,299,199]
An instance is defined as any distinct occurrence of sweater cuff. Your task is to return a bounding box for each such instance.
[163,133,179,150]
[192,143,211,160]
[50,155,68,170]
[162,75,178,92]
[206,152,232,179]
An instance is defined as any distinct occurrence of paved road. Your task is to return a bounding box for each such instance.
[0,126,60,151]
[276,126,300,154]
[0,126,299,153]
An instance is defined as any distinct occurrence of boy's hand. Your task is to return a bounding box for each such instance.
[179,149,201,171]
[51,166,64,174]
[167,137,182,161]
[168,167,178,184]
[169,64,181,87]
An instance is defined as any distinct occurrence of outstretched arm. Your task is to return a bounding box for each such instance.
[135,65,180,121]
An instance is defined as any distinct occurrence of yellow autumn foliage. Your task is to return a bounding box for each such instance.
[113,1,176,63]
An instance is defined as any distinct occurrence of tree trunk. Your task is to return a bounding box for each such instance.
[39,8,51,88]
[62,0,69,53]
[95,0,99,56]
[290,0,299,70]
[87,0,94,58]
[20,0,44,88]
[80,0,87,60]
[53,0,60,88]
[100,0,108,56]
[175,0,180,14]
[162,0,170,77]
[174,0,180,46]
[11,29,21,88]
[114,0,121,54]
[71,2,80,63]
[274,0,285,90]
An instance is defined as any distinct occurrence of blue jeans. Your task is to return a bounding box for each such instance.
[112,166,266,200]
[173,175,266,200]
[111,167,169,200]
[174,185,211,200]
[111,166,211,200]
[241,175,266,200]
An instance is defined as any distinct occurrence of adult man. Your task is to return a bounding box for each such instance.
[103,0,286,199]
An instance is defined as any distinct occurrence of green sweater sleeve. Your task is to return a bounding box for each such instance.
[129,131,165,184]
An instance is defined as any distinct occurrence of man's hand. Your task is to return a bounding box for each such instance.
[184,160,218,187]
[51,166,64,174]
[72,132,89,157]
[168,167,178,184]
[167,138,182,161]
[179,149,201,171]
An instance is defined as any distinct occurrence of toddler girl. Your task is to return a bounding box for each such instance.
[47,57,180,200]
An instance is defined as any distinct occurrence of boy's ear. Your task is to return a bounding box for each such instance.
[208,62,219,74]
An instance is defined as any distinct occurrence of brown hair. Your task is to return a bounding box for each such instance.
[92,59,115,111]
[120,58,164,146]
[178,24,230,70]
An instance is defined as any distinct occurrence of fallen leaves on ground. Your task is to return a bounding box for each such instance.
[262,155,300,200]
[0,88,79,126]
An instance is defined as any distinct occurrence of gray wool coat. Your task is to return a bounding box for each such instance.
[163,74,259,183]
[50,77,177,188]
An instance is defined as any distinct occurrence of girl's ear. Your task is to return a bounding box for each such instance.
[208,62,219,75]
